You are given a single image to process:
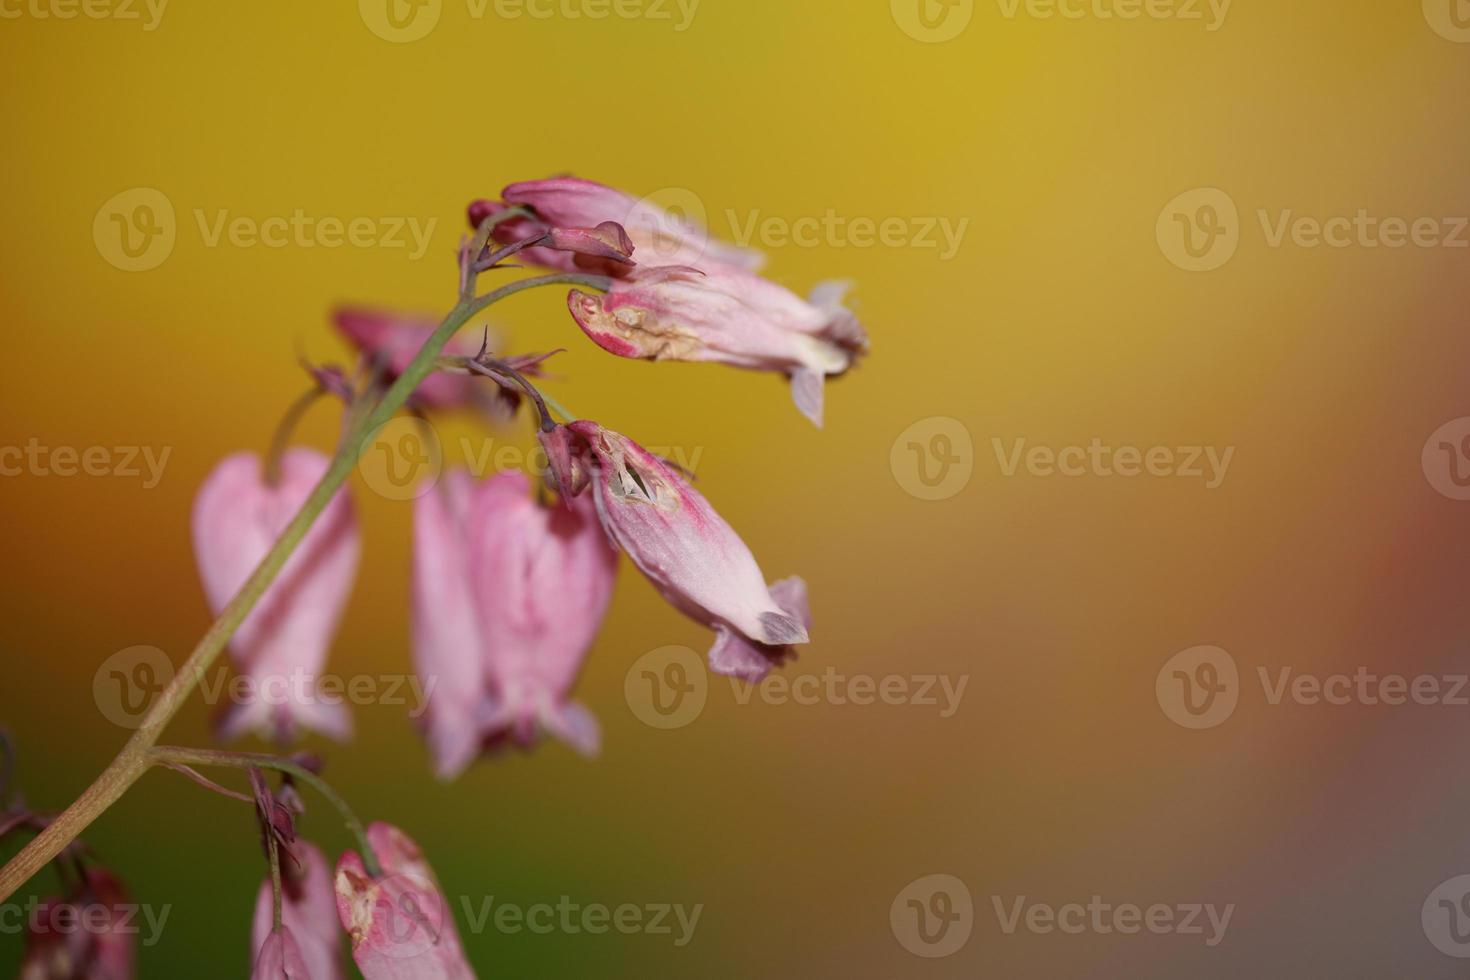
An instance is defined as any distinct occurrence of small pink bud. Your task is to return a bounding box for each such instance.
[252,927,312,979]
[252,842,345,980]
[502,176,764,274]
[541,221,636,266]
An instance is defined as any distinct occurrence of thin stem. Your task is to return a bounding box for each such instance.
[267,821,283,931]
[150,747,380,878]
[264,387,325,487]
[158,763,253,804]
[0,270,609,902]
[535,387,580,425]
[466,360,555,431]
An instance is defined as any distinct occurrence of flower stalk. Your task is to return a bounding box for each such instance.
[0,267,610,902]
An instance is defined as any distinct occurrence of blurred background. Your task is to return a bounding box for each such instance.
[3,1,1470,976]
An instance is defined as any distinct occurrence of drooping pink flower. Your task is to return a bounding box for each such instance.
[469,176,764,276]
[544,421,810,683]
[251,927,311,979]
[252,842,345,980]
[19,867,135,980]
[411,470,617,778]
[334,824,475,979]
[469,470,618,755]
[192,449,360,743]
[566,266,866,427]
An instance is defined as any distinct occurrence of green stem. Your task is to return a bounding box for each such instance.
[151,746,379,878]
[0,269,608,902]
[264,387,326,487]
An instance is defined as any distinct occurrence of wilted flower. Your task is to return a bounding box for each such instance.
[469,176,764,276]
[192,449,360,743]
[252,842,345,980]
[543,421,809,682]
[19,867,134,980]
[412,470,617,778]
[334,824,475,979]
[566,266,866,427]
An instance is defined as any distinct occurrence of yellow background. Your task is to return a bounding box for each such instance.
[3,0,1470,975]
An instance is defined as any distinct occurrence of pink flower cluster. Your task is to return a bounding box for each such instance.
[190,176,864,783]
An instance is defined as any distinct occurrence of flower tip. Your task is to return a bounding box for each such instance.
[467,198,501,229]
[566,290,641,358]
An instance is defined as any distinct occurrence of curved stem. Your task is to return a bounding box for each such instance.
[0,270,609,902]
[264,387,326,487]
[150,746,380,876]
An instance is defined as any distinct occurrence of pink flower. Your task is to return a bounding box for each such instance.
[545,421,810,683]
[412,470,617,778]
[566,267,866,427]
[192,449,360,743]
[334,824,475,979]
[332,307,494,413]
[19,868,134,980]
[251,927,311,979]
[470,176,764,276]
[252,842,345,980]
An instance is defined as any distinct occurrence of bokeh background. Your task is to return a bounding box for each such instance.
[3,1,1470,976]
